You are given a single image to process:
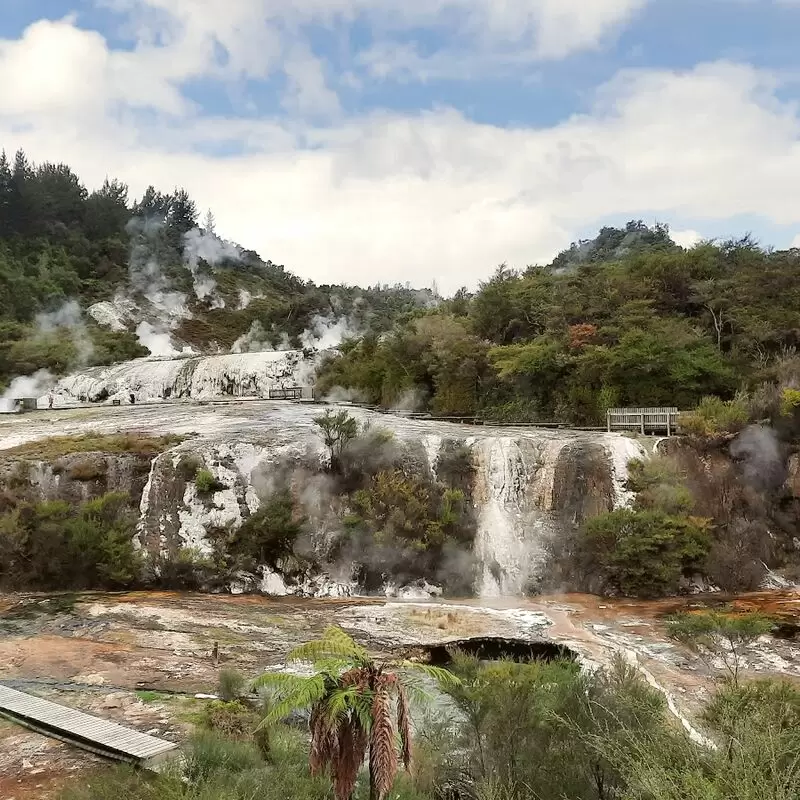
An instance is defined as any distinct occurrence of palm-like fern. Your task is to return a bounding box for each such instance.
[253,625,457,800]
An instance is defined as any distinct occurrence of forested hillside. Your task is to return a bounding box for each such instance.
[2,148,800,429]
[0,149,435,390]
[318,222,800,425]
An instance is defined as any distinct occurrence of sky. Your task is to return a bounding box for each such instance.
[2,1,800,292]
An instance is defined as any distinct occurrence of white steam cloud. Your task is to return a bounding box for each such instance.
[231,321,291,354]
[183,227,241,303]
[300,313,361,350]
[0,369,55,413]
[135,321,180,358]
[36,299,95,368]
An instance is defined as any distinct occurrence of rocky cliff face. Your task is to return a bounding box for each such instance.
[0,400,649,597]
[45,350,323,406]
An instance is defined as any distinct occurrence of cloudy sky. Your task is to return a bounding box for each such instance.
[2,1,800,291]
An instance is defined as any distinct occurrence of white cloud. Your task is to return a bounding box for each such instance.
[0,18,187,117]
[790,234,800,248]
[2,13,800,293]
[282,45,341,117]
[99,0,649,87]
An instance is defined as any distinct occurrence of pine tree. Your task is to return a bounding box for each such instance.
[168,187,198,234]
[0,151,13,235]
[203,208,216,235]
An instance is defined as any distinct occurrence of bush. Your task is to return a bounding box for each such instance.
[345,467,477,591]
[228,490,304,570]
[704,679,800,733]
[580,509,712,597]
[195,468,226,495]
[667,611,773,684]
[67,459,108,482]
[148,546,221,591]
[679,394,750,437]
[0,492,142,591]
[217,669,246,702]
[183,730,264,784]
[201,700,253,738]
[780,387,800,417]
[627,457,694,515]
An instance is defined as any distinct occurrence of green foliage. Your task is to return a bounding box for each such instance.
[667,611,773,683]
[346,467,476,592]
[704,678,800,734]
[317,224,800,423]
[627,457,695,515]
[581,509,712,597]
[679,393,751,437]
[148,546,220,591]
[0,492,142,590]
[217,670,247,702]
[314,409,359,471]
[201,700,253,738]
[228,490,305,570]
[780,387,800,417]
[597,678,800,800]
[433,652,667,800]
[195,468,226,495]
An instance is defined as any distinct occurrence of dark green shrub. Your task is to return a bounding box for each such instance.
[195,468,226,495]
[228,490,304,570]
[581,509,712,597]
[0,492,141,591]
[217,669,246,702]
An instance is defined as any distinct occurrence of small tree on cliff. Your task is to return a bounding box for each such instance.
[314,409,358,472]
[667,611,773,685]
[253,625,455,800]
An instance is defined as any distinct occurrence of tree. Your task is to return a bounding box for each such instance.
[581,509,712,597]
[254,625,455,800]
[314,409,359,472]
[203,208,216,234]
[666,611,773,685]
[168,187,198,235]
[0,151,13,235]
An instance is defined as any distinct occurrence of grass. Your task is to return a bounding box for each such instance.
[59,728,333,800]
[3,432,186,460]
[135,690,167,703]
[406,607,488,636]
[67,459,108,481]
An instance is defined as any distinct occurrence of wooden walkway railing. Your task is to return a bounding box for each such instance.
[0,684,180,768]
[607,407,679,435]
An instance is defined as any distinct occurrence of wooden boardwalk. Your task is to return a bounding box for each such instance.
[0,684,180,768]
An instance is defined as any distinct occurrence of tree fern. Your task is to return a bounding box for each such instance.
[253,625,461,800]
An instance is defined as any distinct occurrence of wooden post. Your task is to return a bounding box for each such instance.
[607,410,612,432]
[666,413,671,437]
[640,413,645,436]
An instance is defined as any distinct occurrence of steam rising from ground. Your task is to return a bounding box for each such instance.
[36,300,94,368]
[183,227,241,303]
[231,312,362,355]
[231,321,291,354]
[300,313,361,350]
[0,369,54,412]
[730,424,786,491]
[122,217,245,354]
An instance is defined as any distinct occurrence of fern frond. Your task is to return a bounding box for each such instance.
[288,627,370,666]
[262,673,327,722]
[397,683,412,770]
[400,662,462,687]
[251,672,311,692]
